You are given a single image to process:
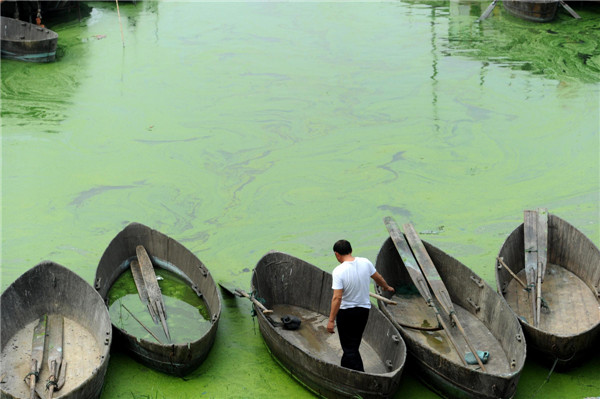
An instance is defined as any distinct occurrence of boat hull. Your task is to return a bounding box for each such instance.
[251,251,406,399]
[496,213,600,369]
[502,0,559,22]
[376,237,526,399]
[1,261,112,399]
[1,16,58,62]
[94,222,221,375]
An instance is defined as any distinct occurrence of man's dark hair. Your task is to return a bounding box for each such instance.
[333,239,352,255]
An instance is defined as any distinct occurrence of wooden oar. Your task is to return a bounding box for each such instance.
[370,291,397,305]
[130,259,157,323]
[496,257,527,290]
[524,210,539,327]
[403,222,487,372]
[46,315,63,399]
[383,217,468,367]
[218,282,273,314]
[235,289,273,314]
[559,0,581,19]
[136,245,171,341]
[477,0,498,22]
[536,209,548,282]
[26,314,47,399]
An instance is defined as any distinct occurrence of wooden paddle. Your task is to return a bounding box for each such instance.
[497,257,527,290]
[524,210,539,327]
[370,291,397,305]
[218,283,273,314]
[477,0,498,22]
[136,245,171,341]
[402,222,487,372]
[559,0,581,19]
[130,259,156,323]
[383,217,468,367]
[46,315,63,399]
[26,314,47,399]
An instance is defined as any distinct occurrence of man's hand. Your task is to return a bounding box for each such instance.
[384,285,395,293]
[327,320,335,333]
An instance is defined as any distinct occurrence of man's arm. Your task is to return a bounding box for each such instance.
[371,272,395,293]
[327,289,343,333]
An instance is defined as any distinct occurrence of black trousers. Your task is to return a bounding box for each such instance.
[336,307,369,372]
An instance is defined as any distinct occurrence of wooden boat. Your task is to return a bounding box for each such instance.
[375,220,526,399]
[496,212,600,368]
[251,251,407,399]
[1,16,58,62]
[502,0,559,22]
[94,222,221,375]
[1,261,112,399]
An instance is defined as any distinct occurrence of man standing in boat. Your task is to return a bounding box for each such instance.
[327,239,395,372]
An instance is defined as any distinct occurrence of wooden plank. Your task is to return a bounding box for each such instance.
[46,315,64,399]
[403,223,455,316]
[383,217,433,303]
[136,245,171,341]
[28,314,47,399]
[383,217,468,367]
[537,208,548,280]
[130,260,156,323]
[524,210,538,326]
[403,223,487,372]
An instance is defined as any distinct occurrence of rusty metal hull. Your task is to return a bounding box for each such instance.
[94,222,221,376]
[376,238,526,399]
[1,261,112,399]
[496,214,600,369]
[251,251,406,399]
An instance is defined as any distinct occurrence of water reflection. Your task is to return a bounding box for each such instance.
[445,1,600,83]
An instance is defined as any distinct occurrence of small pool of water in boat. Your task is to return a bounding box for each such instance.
[107,267,211,344]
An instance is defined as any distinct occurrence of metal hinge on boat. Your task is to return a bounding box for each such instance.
[467,298,480,313]
[470,275,484,288]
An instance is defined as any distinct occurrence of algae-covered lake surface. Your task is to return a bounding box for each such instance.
[1,1,599,398]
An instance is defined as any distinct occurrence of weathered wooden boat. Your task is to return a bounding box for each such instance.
[502,0,559,22]
[1,261,112,399]
[94,222,221,375]
[1,16,58,62]
[375,219,526,399]
[496,212,600,368]
[251,251,407,399]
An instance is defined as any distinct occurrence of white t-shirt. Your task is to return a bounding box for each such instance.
[332,257,376,309]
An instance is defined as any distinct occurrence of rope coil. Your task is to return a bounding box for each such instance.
[24,371,39,383]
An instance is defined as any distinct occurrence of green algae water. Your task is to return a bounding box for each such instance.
[107,266,211,344]
[2,1,599,398]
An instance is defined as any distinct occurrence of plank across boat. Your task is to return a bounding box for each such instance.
[0,16,58,62]
[496,213,600,368]
[1,261,112,399]
[94,222,221,375]
[376,235,526,399]
[502,0,559,22]
[251,251,407,399]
